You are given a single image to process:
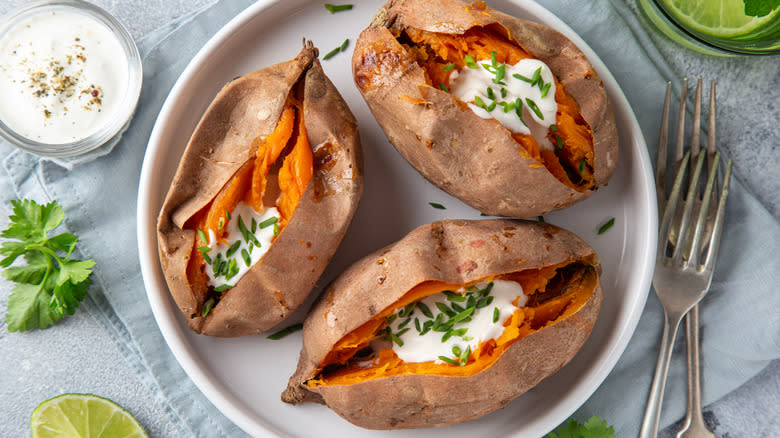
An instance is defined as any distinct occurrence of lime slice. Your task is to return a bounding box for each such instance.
[661,0,780,38]
[31,394,149,438]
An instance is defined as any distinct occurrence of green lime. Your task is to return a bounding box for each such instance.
[661,0,780,38]
[30,393,149,438]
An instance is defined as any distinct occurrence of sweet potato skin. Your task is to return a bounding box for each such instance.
[157,43,363,337]
[282,219,602,428]
[352,0,618,217]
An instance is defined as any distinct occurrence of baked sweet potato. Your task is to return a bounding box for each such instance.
[282,219,602,429]
[157,42,363,337]
[352,0,618,217]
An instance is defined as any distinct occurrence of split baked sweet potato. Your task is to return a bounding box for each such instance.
[282,219,602,429]
[352,0,618,217]
[157,42,363,337]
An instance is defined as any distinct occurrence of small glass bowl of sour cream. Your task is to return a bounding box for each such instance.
[0,0,142,157]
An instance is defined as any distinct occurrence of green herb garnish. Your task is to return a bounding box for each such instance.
[438,355,460,366]
[226,240,241,258]
[550,124,558,132]
[525,98,544,120]
[241,248,252,266]
[598,218,615,235]
[537,215,545,222]
[442,63,455,72]
[214,284,231,292]
[201,298,215,317]
[530,66,542,86]
[547,415,616,438]
[197,228,208,244]
[464,54,478,69]
[556,136,564,150]
[1,199,96,331]
[439,82,450,93]
[267,323,304,340]
[273,222,280,237]
[493,307,500,323]
[579,158,587,174]
[541,82,552,98]
[324,3,353,13]
[429,202,446,210]
[259,216,278,229]
[513,73,533,83]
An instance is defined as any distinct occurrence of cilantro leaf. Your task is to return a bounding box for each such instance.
[2,199,95,332]
[743,0,779,17]
[548,416,615,438]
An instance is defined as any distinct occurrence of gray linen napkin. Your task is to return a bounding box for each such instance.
[1,0,777,437]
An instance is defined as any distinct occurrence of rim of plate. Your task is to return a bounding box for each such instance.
[136,1,657,436]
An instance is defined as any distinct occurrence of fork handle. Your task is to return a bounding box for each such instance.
[639,310,684,438]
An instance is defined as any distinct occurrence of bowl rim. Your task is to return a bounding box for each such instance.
[0,0,143,157]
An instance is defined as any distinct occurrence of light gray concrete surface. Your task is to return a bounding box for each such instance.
[0,1,777,437]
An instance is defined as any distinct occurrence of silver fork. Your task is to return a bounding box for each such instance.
[638,78,732,438]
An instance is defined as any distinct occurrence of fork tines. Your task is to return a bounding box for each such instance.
[656,79,733,270]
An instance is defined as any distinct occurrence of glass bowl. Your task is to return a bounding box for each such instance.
[0,0,142,157]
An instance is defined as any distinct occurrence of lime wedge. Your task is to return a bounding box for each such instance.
[662,0,780,38]
[31,394,149,438]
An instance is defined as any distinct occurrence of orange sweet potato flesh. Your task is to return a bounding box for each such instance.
[185,100,313,300]
[307,261,597,387]
[401,26,594,190]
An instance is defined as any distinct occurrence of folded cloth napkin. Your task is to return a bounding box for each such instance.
[1,0,777,437]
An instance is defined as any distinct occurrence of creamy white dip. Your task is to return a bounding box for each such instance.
[450,57,557,147]
[386,280,528,365]
[202,203,280,290]
[0,10,128,144]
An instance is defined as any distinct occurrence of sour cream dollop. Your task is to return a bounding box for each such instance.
[450,58,557,146]
[0,10,129,144]
[386,280,528,365]
[202,202,280,289]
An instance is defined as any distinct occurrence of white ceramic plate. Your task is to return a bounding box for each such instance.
[137,1,657,436]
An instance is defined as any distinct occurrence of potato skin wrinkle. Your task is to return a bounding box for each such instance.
[282,219,603,429]
[157,42,363,337]
[352,0,618,218]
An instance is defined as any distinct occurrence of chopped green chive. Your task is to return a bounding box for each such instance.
[202,252,212,265]
[238,216,251,241]
[450,302,465,313]
[441,329,455,342]
[556,136,563,150]
[399,303,416,318]
[439,82,449,93]
[267,323,303,340]
[435,302,454,316]
[396,327,410,337]
[451,307,475,323]
[486,87,495,100]
[214,284,231,292]
[260,217,278,229]
[197,228,208,244]
[439,356,460,366]
[201,298,215,317]
[473,95,487,110]
[340,38,350,51]
[324,3,353,13]
[322,45,342,60]
[452,346,462,357]
[513,73,533,83]
[480,213,489,216]
[386,313,397,324]
[500,87,507,98]
[445,291,466,302]
[274,222,280,236]
[598,217,616,235]
[390,332,404,347]
[414,317,421,332]
[550,124,558,132]
[417,302,433,318]
[459,345,471,365]
[429,202,446,210]
[442,63,455,72]
[225,211,231,220]
[241,248,252,266]
[226,240,241,258]
[251,218,257,233]
[465,54,477,69]
[530,66,542,86]
[537,215,545,222]
[225,258,239,281]
[216,260,226,277]
[493,307,500,323]
[494,64,506,83]
[525,98,544,120]
[490,51,498,68]
[197,245,211,253]
[579,158,587,174]
[217,217,224,234]
[541,82,552,98]
[486,101,496,112]
[476,296,494,308]
[247,242,254,253]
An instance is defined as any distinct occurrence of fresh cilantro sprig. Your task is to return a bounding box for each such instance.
[1,199,95,331]
[548,416,616,438]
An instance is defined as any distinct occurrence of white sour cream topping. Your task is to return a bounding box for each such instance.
[0,10,128,144]
[450,58,557,147]
[203,202,279,289]
[387,280,528,365]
